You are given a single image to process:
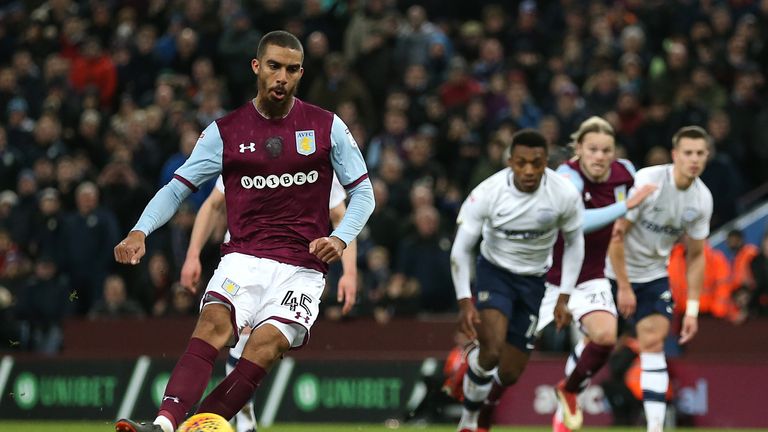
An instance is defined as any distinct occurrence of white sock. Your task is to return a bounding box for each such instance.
[463,348,495,404]
[459,348,494,430]
[153,415,174,432]
[640,352,668,432]
[565,339,586,376]
[236,400,257,432]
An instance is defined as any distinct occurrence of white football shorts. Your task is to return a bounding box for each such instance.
[536,278,617,335]
[202,252,325,349]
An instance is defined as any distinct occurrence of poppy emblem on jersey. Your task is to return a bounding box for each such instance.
[221,278,240,295]
[264,136,283,158]
[614,185,627,202]
[295,130,316,156]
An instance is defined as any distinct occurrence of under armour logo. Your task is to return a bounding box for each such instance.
[163,396,181,404]
[239,142,256,153]
[295,311,310,324]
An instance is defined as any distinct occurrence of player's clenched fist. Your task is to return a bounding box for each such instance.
[309,236,346,263]
[114,230,147,265]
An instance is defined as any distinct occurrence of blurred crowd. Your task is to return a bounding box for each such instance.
[1,0,768,353]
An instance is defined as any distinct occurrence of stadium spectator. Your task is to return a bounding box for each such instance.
[88,274,145,319]
[60,182,121,315]
[746,231,768,318]
[15,254,69,354]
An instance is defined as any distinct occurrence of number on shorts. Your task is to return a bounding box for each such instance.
[281,291,313,316]
[525,314,538,339]
[588,291,610,306]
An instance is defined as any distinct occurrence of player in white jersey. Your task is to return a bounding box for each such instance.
[450,130,585,432]
[179,174,356,432]
[607,126,713,432]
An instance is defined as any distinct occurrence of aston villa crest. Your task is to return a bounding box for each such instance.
[264,136,283,158]
[295,130,316,156]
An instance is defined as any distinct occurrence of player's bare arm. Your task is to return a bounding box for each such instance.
[608,217,636,318]
[680,236,705,344]
[180,187,226,293]
[330,202,358,314]
[626,184,657,209]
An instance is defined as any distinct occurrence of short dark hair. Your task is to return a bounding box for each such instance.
[672,125,711,148]
[503,129,548,159]
[511,129,548,151]
[256,30,304,61]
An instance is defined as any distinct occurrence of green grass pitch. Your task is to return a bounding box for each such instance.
[0,423,764,432]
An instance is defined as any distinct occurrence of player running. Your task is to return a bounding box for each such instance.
[607,126,712,432]
[450,129,585,432]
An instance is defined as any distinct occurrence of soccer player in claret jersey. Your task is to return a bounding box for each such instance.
[179,174,357,432]
[112,31,374,432]
[450,129,585,432]
[607,126,712,432]
[537,117,656,431]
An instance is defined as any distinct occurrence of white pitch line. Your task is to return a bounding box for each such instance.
[116,356,151,420]
[259,357,295,427]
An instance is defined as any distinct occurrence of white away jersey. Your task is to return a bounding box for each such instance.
[605,164,713,283]
[457,167,583,276]
[216,173,346,243]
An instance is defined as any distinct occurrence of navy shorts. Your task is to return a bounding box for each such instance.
[610,277,674,323]
[475,256,546,352]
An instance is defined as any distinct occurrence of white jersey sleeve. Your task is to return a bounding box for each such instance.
[456,181,493,237]
[559,186,584,234]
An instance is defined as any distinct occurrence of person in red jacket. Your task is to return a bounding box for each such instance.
[69,37,117,109]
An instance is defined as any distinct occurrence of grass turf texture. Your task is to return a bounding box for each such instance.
[0,423,764,432]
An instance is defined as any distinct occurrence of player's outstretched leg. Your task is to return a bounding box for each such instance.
[457,346,495,432]
[115,336,221,432]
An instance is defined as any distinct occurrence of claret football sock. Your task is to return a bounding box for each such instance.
[564,342,613,392]
[199,357,267,420]
[159,337,219,430]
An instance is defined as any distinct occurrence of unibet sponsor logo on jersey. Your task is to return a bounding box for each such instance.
[241,170,319,190]
[638,219,684,237]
